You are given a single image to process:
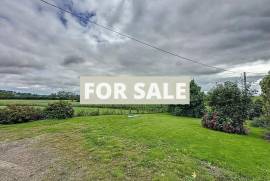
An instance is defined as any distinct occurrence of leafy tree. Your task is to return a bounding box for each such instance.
[49,91,79,101]
[170,80,205,118]
[260,72,270,116]
[206,81,252,134]
[259,72,270,140]
[0,90,14,98]
[248,99,263,119]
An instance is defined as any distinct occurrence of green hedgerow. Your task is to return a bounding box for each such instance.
[44,101,74,119]
[0,105,44,124]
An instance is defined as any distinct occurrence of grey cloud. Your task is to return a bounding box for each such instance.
[0,68,24,75]
[62,55,85,66]
[0,52,45,70]
[0,0,269,94]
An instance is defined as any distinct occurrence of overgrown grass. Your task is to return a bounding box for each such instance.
[1,114,269,180]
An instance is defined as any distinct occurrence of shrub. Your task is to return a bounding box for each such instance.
[173,106,182,116]
[202,112,247,134]
[0,105,44,124]
[251,116,270,128]
[44,101,74,119]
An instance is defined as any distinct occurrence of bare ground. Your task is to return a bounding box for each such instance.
[0,135,59,181]
[0,134,90,181]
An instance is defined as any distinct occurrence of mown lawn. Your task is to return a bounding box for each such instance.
[0,114,269,180]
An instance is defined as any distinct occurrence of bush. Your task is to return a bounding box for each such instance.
[202,112,247,134]
[0,105,44,124]
[251,116,270,128]
[44,101,74,119]
[173,106,182,116]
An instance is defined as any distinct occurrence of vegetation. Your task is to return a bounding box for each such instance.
[0,114,269,180]
[0,105,43,124]
[0,99,168,115]
[0,101,75,124]
[169,80,205,118]
[43,101,74,119]
[0,74,269,179]
[251,116,270,128]
[257,72,270,139]
[205,81,251,134]
[0,90,79,100]
[248,99,263,119]
[260,72,270,116]
[202,112,242,134]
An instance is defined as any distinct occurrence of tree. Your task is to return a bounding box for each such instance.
[259,72,270,140]
[206,81,252,134]
[49,91,78,101]
[170,80,205,118]
[248,99,263,119]
[260,72,270,116]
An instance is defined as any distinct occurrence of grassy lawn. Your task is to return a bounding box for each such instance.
[1,114,269,180]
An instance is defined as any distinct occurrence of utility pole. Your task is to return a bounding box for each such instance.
[243,72,248,119]
[243,72,247,96]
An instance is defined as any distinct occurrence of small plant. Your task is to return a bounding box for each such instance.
[0,105,44,124]
[44,101,74,119]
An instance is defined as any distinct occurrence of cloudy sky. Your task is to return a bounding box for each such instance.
[0,0,270,94]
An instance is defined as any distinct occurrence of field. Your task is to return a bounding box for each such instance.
[1,113,270,180]
[0,99,167,115]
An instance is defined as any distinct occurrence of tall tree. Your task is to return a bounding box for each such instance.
[170,80,205,118]
[260,72,270,116]
[207,81,253,133]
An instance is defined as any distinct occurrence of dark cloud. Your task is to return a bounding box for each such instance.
[0,68,25,75]
[62,55,85,66]
[0,53,44,70]
[0,0,269,94]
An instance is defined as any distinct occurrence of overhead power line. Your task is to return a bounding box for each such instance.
[39,0,267,76]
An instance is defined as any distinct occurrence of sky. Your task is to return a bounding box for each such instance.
[0,0,270,94]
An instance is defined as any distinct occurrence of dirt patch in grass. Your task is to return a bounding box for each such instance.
[0,133,91,181]
[0,135,60,181]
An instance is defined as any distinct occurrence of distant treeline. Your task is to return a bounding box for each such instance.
[0,90,79,100]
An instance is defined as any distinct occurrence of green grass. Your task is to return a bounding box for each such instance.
[0,99,161,115]
[0,99,129,114]
[0,99,73,106]
[1,114,269,180]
